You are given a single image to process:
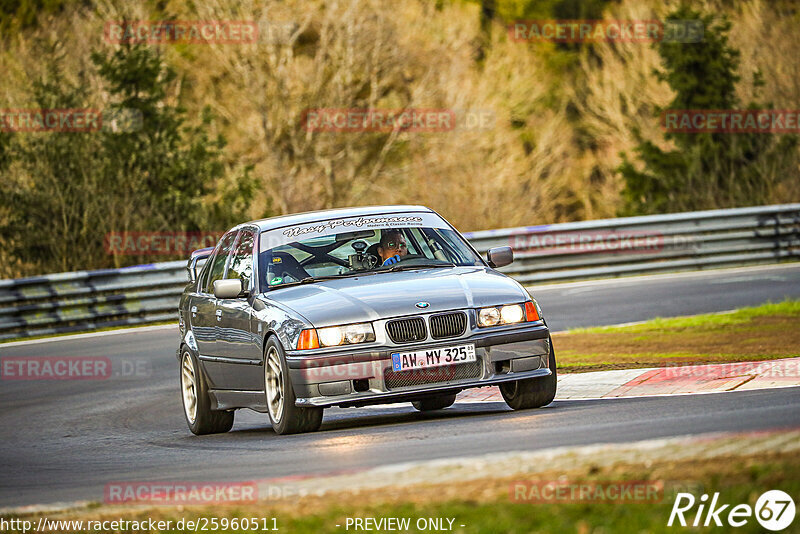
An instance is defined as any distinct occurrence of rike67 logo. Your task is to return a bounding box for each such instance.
[668,490,795,531]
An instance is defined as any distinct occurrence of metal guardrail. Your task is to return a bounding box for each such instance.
[466,203,800,284]
[0,262,187,341]
[1,204,798,341]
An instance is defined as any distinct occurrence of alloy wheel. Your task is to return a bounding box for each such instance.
[181,352,198,424]
[265,347,284,423]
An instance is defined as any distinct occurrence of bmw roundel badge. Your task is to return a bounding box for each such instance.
[415,301,430,309]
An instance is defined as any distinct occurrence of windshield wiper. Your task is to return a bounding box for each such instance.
[303,272,379,281]
[297,274,352,283]
[387,262,455,272]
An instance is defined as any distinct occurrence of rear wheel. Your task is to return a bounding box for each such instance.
[500,338,557,410]
[180,348,234,435]
[412,393,457,412]
[264,337,323,435]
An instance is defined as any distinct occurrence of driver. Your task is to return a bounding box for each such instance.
[377,230,408,266]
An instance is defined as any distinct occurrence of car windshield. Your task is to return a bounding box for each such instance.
[258,223,483,290]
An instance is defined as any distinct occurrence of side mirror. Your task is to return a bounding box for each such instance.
[487,246,513,268]
[213,279,248,299]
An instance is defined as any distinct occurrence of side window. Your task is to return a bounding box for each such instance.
[204,231,239,293]
[432,228,481,265]
[227,229,255,284]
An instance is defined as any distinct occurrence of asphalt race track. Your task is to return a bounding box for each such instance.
[1,264,800,508]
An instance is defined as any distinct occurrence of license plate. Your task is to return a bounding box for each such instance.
[391,343,476,372]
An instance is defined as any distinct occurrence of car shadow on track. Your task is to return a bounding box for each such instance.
[165,399,642,450]
[317,402,514,432]
[222,400,570,437]
[168,399,629,444]
[306,397,640,434]
[166,396,695,445]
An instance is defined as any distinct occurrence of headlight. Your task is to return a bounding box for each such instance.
[477,303,531,327]
[500,304,524,323]
[316,322,375,347]
[478,307,501,327]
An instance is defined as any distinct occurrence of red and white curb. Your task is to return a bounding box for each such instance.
[455,357,800,403]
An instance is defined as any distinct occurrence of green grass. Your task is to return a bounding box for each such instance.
[553,300,800,371]
[569,300,800,335]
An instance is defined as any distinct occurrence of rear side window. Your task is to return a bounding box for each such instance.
[204,231,239,293]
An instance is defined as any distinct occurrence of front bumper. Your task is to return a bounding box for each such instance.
[288,323,551,408]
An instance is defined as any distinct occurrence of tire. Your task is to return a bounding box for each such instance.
[180,348,234,435]
[500,337,557,410]
[264,337,323,435]
[412,393,457,412]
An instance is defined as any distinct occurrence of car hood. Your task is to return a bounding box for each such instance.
[259,266,528,327]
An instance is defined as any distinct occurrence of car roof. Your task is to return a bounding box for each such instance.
[244,205,436,232]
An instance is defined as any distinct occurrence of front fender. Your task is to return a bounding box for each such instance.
[252,295,313,354]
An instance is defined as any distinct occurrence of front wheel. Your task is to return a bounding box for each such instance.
[500,337,557,410]
[264,337,323,435]
[412,393,457,412]
[180,348,234,435]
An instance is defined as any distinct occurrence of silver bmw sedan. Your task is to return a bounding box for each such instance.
[177,205,556,435]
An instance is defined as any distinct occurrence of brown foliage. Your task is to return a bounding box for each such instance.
[1,0,798,277]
